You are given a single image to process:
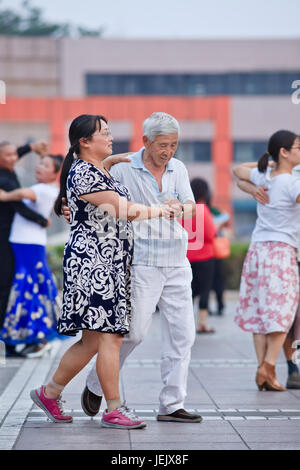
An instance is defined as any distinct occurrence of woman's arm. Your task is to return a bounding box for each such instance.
[232,162,257,181]
[0,188,36,202]
[80,191,172,221]
[237,180,269,205]
[103,153,133,171]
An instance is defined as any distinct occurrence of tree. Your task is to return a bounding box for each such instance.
[0,0,103,37]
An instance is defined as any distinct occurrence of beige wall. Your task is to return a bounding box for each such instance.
[60,38,300,97]
[232,96,300,139]
[0,37,60,96]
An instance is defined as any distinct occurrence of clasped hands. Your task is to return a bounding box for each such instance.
[161,199,183,219]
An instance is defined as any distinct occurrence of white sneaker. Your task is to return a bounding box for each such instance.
[25,342,52,358]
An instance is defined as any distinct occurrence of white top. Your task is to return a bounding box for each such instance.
[292,165,300,259]
[250,167,300,248]
[9,183,58,246]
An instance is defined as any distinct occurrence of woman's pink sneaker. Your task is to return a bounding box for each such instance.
[30,385,73,423]
[101,404,146,429]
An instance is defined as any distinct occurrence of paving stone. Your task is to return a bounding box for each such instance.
[132,442,249,450]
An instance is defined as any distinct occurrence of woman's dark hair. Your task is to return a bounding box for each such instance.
[54,114,107,216]
[190,178,211,205]
[258,130,298,173]
[47,154,64,174]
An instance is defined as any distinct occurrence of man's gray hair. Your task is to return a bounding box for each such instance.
[142,112,179,142]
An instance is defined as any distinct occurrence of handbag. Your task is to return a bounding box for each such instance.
[213,237,230,259]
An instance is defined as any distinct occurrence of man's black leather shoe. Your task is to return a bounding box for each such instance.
[157,409,202,423]
[81,386,102,416]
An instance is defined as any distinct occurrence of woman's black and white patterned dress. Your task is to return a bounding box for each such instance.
[57,159,134,336]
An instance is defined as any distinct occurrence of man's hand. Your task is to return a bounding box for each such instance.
[61,197,71,224]
[30,141,48,157]
[161,204,178,220]
[164,199,183,218]
[103,153,133,171]
[253,186,269,205]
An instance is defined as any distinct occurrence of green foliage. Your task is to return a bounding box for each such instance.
[47,244,65,290]
[228,242,249,258]
[223,242,249,289]
[0,0,103,37]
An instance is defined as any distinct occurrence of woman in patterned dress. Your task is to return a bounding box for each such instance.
[30,114,173,429]
[233,130,300,391]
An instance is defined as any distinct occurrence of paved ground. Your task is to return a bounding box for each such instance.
[1,290,300,451]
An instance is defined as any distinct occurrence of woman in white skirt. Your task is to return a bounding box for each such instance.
[233,130,300,391]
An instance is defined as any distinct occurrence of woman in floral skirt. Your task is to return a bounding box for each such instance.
[233,130,300,391]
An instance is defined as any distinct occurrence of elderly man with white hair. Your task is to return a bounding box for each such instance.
[79,112,202,423]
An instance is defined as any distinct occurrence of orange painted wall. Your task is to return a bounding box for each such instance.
[0,95,233,214]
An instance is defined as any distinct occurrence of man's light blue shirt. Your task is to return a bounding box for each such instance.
[110,147,195,267]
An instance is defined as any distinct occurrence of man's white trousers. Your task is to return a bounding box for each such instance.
[86,265,195,415]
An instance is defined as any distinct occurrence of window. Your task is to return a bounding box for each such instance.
[234,141,268,163]
[233,200,257,241]
[111,141,130,155]
[86,72,300,96]
[176,141,211,163]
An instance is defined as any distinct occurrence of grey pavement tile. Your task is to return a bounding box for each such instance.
[14,424,132,450]
[0,365,21,396]
[231,422,300,429]
[206,393,300,407]
[249,443,300,450]
[132,442,249,450]
[16,439,132,450]
[229,429,300,444]
[129,421,235,433]
[130,433,244,444]
[129,422,242,444]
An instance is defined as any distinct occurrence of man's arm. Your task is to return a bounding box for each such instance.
[17,141,48,159]
[17,144,31,159]
[10,201,48,227]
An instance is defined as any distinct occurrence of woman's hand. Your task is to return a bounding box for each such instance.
[103,153,133,171]
[61,197,71,224]
[253,186,269,205]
